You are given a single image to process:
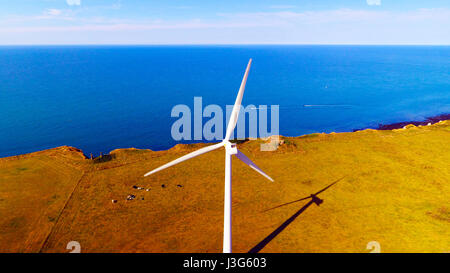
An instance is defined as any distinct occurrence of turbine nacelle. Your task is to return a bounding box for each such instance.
[223,141,238,155]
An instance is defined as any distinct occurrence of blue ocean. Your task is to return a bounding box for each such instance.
[1,46,449,158]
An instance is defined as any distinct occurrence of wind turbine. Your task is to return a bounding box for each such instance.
[144,59,274,253]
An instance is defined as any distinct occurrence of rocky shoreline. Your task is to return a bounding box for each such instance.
[354,113,450,131]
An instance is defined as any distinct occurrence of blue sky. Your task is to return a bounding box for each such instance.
[0,0,449,44]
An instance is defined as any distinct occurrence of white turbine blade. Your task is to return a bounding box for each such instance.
[235,149,274,182]
[144,142,223,177]
[224,59,252,141]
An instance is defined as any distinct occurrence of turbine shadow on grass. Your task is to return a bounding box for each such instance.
[248,177,345,253]
[248,199,315,253]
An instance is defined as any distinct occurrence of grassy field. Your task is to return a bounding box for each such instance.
[0,147,86,252]
[0,121,449,253]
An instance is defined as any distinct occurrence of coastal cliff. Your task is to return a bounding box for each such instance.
[0,120,449,253]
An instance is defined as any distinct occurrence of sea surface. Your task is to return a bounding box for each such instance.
[1,45,449,157]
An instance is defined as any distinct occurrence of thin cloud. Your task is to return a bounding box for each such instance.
[269,5,296,9]
[44,9,62,16]
[0,20,272,33]
[173,6,192,10]
[1,8,449,45]
[3,8,450,32]
[3,8,450,30]
[366,0,381,6]
[66,0,81,6]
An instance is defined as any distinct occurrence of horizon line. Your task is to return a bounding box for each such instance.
[1,43,450,47]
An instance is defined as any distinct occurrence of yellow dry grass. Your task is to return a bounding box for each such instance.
[0,147,86,252]
[0,121,449,253]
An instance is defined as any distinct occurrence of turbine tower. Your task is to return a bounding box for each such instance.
[144,59,274,253]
